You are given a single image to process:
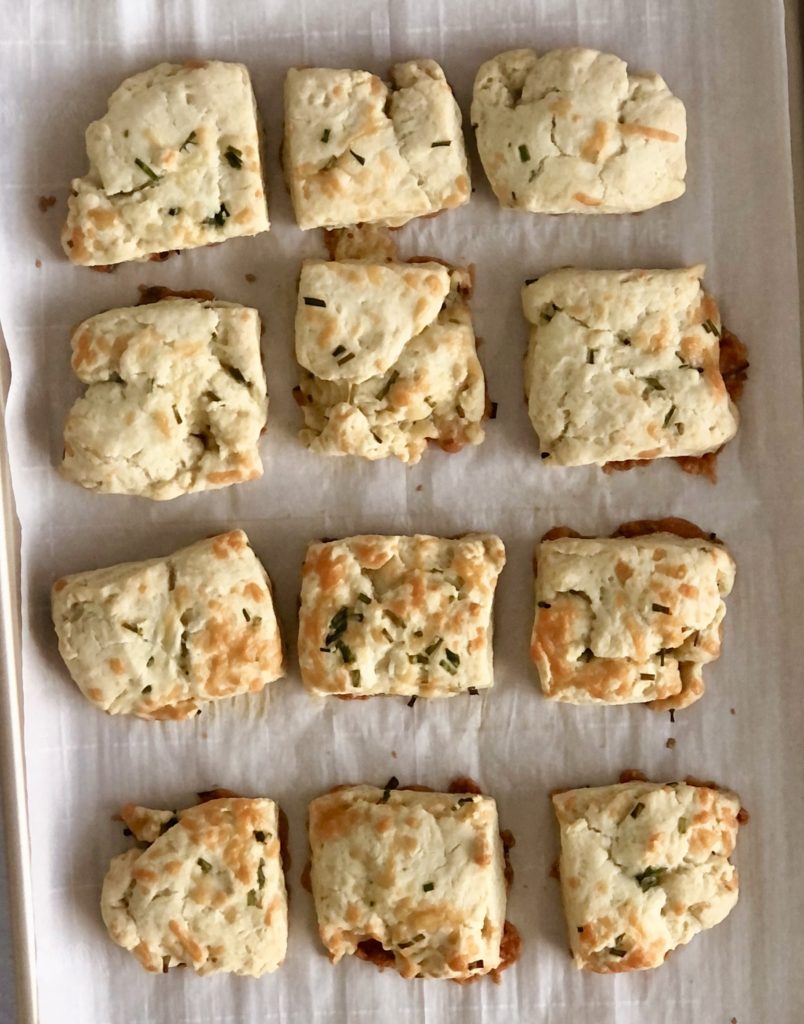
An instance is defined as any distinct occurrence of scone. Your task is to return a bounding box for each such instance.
[284,60,470,230]
[471,48,686,213]
[102,796,287,975]
[63,61,269,266]
[294,260,485,462]
[62,297,267,499]
[552,780,743,973]
[52,530,284,720]
[308,782,511,980]
[522,267,741,467]
[531,520,735,709]
[298,534,506,697]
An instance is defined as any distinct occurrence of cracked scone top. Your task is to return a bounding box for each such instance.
[552,781,742,973]
[531,530,735,709]
[102,797,288,976]
[471,48,686,213]
[295,260,486,463]
[298,534,506,697]
[61,297,268,499]
[308,784,507,980]
[52,530,284,720]
[522,266,739,466]
[62,61,269,266]
[284,60,470,230]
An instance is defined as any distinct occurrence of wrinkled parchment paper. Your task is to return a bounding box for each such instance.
[1,1,804,1020]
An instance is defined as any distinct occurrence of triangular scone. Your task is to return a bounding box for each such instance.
[294,261,486,463]
[61,297,267,499]
[552,781,742,973]
[522,267,741,467]
[102,797,288,976]
[531,529,735,708]
[472,48,685,214]
[284,60,470,230]
[62,61,269,266]
[52,530,284,720]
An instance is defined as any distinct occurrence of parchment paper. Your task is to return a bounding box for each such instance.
[1,1,804,1021]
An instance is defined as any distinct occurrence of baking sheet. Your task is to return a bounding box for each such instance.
[1,0,804,1020]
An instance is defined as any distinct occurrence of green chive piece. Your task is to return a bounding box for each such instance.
[537,601,551,609]
[326,606,349,645]
[384,610,406,629]
[204,203,230,227]
[134,157,159,182]
[439,658,458,676]
[422,882,435,892]
[142,685,152,694]
[350,149,366,165]
[635,866,664,891]
[146,656,155,668]
[424,637,442,657]
[652,603,671,614]
[398,933,425,949]
[224,145,243,168]
[197,857,212,873]
[702,319,720,336]
[587,349,596,364]
[180,131,197,151]
[380,776,399,803]
[609,946,628,958]
[663,404,676,427]
[336,641,354,664]
[321,128,331,143]
[351,669,361,687]
[332,344,346,357]
[336,352,355,366]
[254,830,266,842]
[678,817,689,834]
[444,649,460,667]
[644,377,665,391]
[303,296,327,307]
[377,369,399,401]
[257,858,266,888]
[242,608,251,622]
[172,405,183,424]
[247,889,257,907]
[630,802,645,819]
[578,648,594,663]
[357,593,371,604]
[431,140,451,148]
[224,365,247,385]
[518,143,531,162]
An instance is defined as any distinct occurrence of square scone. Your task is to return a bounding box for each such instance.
[552,780,742,973]
[284,60,470,230]
[102,796,287,976]
[522,267,743,468]
[299,534,505,698]
[63,61,269,266]
[62,297,268,499]
[471,48,686,213]
[531,520,735,709]
[308,783,509,980]
[294,259,486,462]
[52,530,284,720]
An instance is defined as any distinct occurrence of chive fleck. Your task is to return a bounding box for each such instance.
[456,797,474,806]
[630,802,645,819]
[408,653,429,665]
[609,947,628,958]
[350,149,366,166]
[407,695,417,707]
[384,610,406,629]
[325,606,349,645]
[332,344,346,357]
[381,628,394,642]
[224,365,248,385]
[172,405,183,424]
[431,140,451,148]
[440,658,458,676]
[578,648,594,663]
[257,858,266,888]
[380,776,399,803]
[644,377,665,391]
[467,686,479,695]
[422,882,435,892]
[444,649,460,667]
[635,866,664,891]
[180,131,197,151]
[702,319,720,336]
[242,608,251,622]
[204,203,230,227]
[678,817,689,834]
[639,673,655,680]
[424,637,442,657]
[134,157,159,182]
[321,128,331,144]
[254,830,266,842]
[663,404,676,428]
[303,296,327,308]
[142,685,152,694]
[357,593,371,604]
[587,349,596,364]
[652,603,671,614]
[468,959,484,970]
[167,207,179,216]
[197,857,212,873]
[351,669,361,687]
[537,601,552,609]
[335,641,355,664]
[541,302,558,323]
[336,352,355,366]
[377,369,399,401]
[247,889,258,907]
[518,143,531,162]
[398,934,425,949]
[224,145,243,168]
[540,452,551,460]
[146,656,155,668]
